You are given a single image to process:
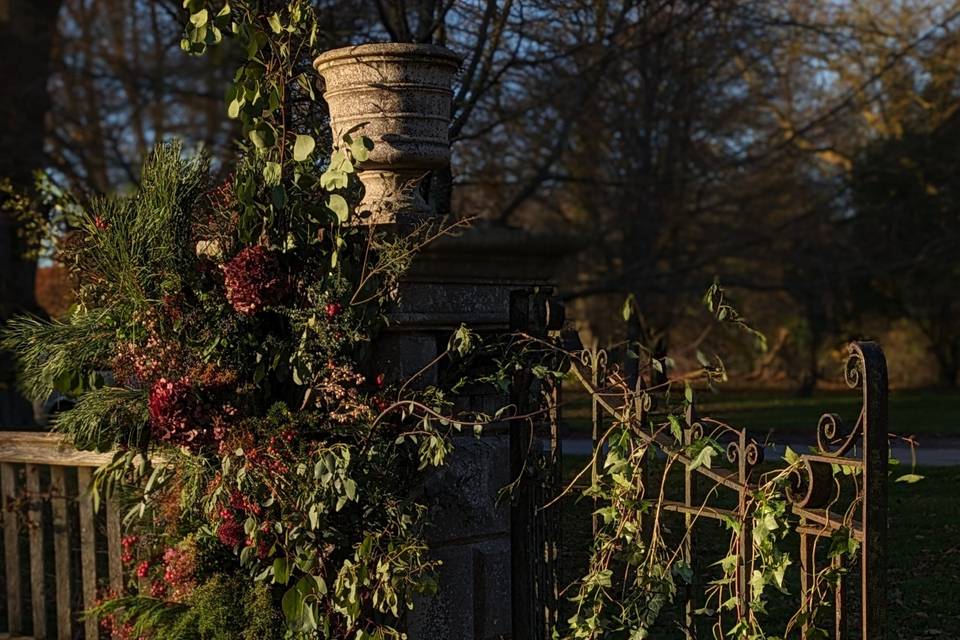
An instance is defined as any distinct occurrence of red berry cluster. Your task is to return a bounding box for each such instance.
[162,544,196,602]
[229,489,263,517]
[221,245,286,316]
[120,535,138,564]
[241,431,293,475]
[149,580,166,599]
[96,589,136,640]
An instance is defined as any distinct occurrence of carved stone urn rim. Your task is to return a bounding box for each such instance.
[312,42,461,224]
[313,42,461,72]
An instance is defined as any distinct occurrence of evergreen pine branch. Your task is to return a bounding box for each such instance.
[51,386,148,451]
[1,310,115,401]
[74,142,209,307]
[89,596,188,637]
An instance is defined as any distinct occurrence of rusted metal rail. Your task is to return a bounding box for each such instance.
[563,340,888,640]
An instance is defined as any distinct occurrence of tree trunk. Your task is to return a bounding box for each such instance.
[0,0,63,426]
[933,340,960,389]
[796,295,826,398]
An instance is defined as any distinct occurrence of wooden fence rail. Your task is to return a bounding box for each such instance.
[1,431,120,640]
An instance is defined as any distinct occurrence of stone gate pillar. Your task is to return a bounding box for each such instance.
[389,229,569,639]
[314,43,572,639]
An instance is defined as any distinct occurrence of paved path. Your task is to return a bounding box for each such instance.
[559,438,960,466]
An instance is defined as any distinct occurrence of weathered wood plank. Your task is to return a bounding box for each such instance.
[1,462,23,636]
[106,499,123,596]
[49,466,72,640]
[76,468,98,640]
[0,432,112,467]
[25,465,46,639]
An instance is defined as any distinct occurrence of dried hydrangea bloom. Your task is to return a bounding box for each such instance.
[221,245,286,316]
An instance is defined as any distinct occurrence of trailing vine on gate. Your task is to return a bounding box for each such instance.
[543,293,917,640]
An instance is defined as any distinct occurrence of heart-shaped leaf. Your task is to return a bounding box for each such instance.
[326,194,349,223]
[293,134,315,162]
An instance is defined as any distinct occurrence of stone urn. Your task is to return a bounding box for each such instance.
[313,43,461,224]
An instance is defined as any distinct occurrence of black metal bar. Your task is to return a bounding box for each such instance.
[509,289,535,639]
[856,342,888,640]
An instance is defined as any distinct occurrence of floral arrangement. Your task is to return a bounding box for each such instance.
[3,136,484,638]
[2,4,507,638]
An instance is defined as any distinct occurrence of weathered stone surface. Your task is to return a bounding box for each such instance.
[422,434,511,543]
[407,226,580,285]
[313,44,461,223]
[406,538,512,640]
[360,227,574,638]
[391,283,513,328]
[371,333,439,387]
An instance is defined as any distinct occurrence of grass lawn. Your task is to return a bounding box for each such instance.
[555,462,960,639]
[560,386,960,439]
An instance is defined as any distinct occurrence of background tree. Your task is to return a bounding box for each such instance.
[6,0,960,408]
[0,0,63,425]
[850,114,960,387]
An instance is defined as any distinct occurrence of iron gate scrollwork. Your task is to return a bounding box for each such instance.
[511,329,889,640]
[508,289,565,639]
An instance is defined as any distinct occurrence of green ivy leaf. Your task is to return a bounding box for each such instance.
[672,561,693,584]
[668,415,683,443]
[330,149,353,174]
[320,168,347,190]
[189,9,209,27]
[689,444,715,471]
[227,96,243,119]
[293,134,316,162]
[783,446,800,465]
[326,194,349,223]
[349,136,372,162]
[621,294,634,321]
[249,126,275,151]
[263,162,282,186]
[267,12,283,34]
[895,473,925,484]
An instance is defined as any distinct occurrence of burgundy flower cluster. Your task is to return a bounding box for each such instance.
[244,431,293,475]
[216,508,245,548]
[148,377,205,447]
[218,490,273,559]
[123,540,196,605]
[221,245,286,316]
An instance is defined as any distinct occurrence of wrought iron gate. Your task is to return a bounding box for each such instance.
[508,305,889,640]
